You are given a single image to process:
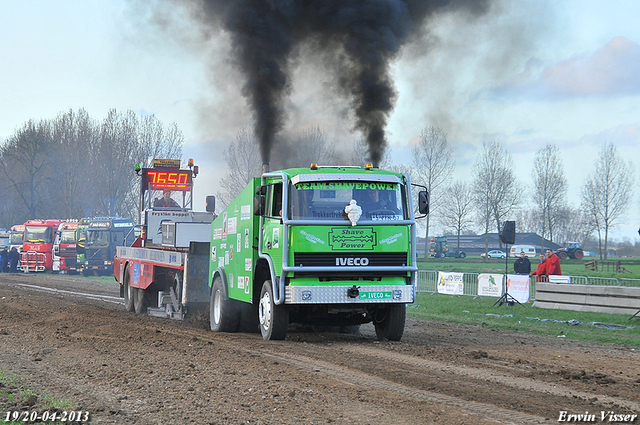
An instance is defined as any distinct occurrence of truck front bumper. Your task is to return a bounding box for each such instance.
[285,284,414,304]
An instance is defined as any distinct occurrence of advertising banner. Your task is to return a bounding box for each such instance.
[437,271,464,295]
[506,274,530,303]
[477,274,504,298]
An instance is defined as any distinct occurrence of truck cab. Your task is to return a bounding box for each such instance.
[10,225,24,252]
[21,219,64,272]
[209,163,429,340]
[53,221,80,273]
[83,217,136,276]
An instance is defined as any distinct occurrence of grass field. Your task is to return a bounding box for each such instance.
[417,256,640,280]
[407,293,640,348]
[411,256,640,348]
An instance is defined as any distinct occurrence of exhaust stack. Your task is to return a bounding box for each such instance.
[262,163,270,174]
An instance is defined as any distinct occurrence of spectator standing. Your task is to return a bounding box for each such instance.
[544,248,562,275]
[530,253,547,282]
[8,247,20,273]
[0,248,7,273]
[513,251,531,274]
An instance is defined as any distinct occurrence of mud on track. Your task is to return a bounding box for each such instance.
[0,273,638,424]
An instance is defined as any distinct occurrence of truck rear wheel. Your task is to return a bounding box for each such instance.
[210,276,239,332]
[134,287,149,315]
[123,267,135,312]
[258,280,288,340]
[373,304,406,341]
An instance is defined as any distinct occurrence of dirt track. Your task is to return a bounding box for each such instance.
[0,273,638,424]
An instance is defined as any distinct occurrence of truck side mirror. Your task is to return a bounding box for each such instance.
[254,185,266,216]
[254,195,265,216]
[206,195,216,213]
[418,191,429,215]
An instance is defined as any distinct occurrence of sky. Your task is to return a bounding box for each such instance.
[1,0,640,242]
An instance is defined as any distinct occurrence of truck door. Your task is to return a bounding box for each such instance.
[262,182,283,268]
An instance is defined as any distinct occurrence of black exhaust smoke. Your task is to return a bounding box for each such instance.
[198,1,489,166]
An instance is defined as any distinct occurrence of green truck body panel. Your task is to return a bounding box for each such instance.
[209,179,260,305]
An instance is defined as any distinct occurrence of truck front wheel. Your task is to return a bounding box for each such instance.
[258,280,288,340]
[123,267,135,312]
[210,276,239,332]
[373,304,406,341]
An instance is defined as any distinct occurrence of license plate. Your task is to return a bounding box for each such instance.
[359,291,392,300]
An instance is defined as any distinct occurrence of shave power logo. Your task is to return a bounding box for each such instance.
[329,227,376,251]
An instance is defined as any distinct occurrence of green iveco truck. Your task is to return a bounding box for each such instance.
[208,164,428,341]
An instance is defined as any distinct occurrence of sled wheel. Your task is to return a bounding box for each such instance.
[258,280,289,340]
[123,266,135,312]
[374,304,406,341]
[209,275,239,332]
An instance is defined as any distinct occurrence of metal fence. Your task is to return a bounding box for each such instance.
[416,270,640,302]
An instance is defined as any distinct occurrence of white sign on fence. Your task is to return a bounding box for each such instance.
[549,275,571,283]
[506,274,530,303]
[477,274,504,298]
[437,271,464,295]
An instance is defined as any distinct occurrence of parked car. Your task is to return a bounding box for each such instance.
[480,250,506,259]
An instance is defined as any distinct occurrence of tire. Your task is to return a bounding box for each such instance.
[439,253,445,258]
[574,250,584,259]
[123,267,135,312]
[258,280,289,340]
[209,275,239,332]
[134,286,149,315]
[460,252,466,258]
[487,255,492,259]
[558,252,568,260]
[374,304,406,341]
[172,273,183,306]
[339,324,361,334]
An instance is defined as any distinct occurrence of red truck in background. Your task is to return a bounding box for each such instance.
[53,221,80,273]
[21,219,64,272]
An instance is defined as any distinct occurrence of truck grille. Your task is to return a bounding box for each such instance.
[294,252,408,267]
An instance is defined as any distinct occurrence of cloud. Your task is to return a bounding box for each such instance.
[480,37,640,101]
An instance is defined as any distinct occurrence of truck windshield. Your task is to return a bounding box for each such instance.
[10,232,23,245]
[289,181,405,221]
[0,238,9,249]
[24,227,53,243]
[60,230,76,244]
[86,230,109,246]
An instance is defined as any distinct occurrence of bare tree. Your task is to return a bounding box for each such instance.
[439,181,474,252]
[280,126,337,168]
[554,207,596,249]
[216,128,263,209]
[411,127,455,259]
[50,109,100,219]
[531,144,567,250]
[513,207,540,233]
[472,139,521,256]
[349,138,393,169]
[0,120,55,219]
[581,143,634,259]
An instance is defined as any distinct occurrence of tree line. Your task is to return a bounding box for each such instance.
[0,108,183,227]
[218,126,635,260]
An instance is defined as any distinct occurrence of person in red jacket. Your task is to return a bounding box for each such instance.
[530,253,547,281]
[544,248,562,275]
